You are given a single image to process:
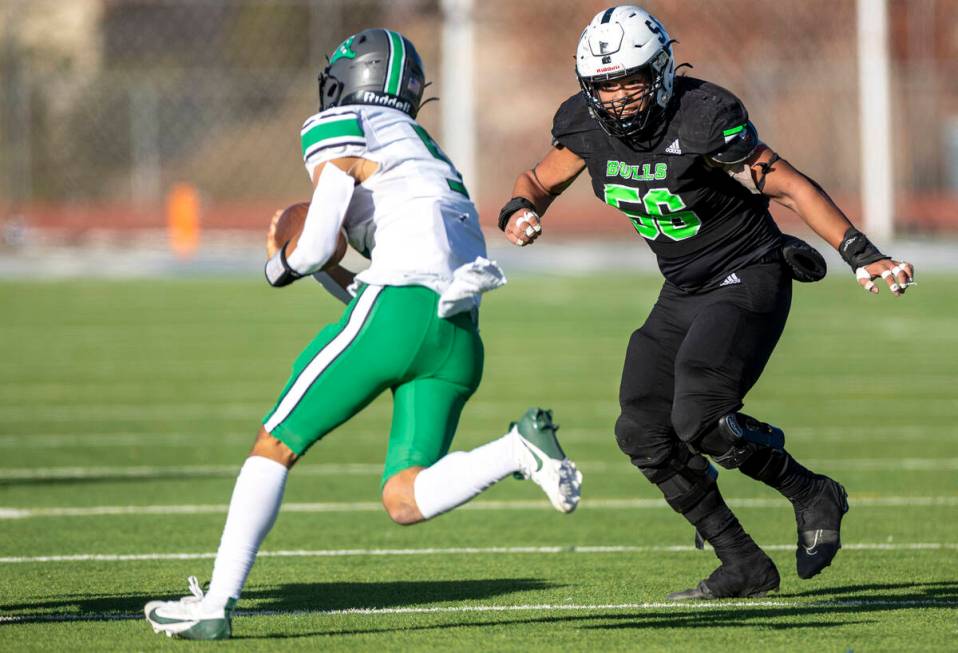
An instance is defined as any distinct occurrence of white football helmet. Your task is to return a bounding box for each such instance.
[576,6,676,138]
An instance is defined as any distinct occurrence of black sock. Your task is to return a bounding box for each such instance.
[683,484,761,559]
[740,448,818,504]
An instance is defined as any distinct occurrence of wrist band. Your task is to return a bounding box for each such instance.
[839,227,889,271]
[264,242,304,287]
[498,197,537,231]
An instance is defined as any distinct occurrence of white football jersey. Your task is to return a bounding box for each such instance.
[299,105,487,297]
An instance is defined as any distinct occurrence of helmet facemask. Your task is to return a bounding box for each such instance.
[579,65,664,139]
[318,69,344,111]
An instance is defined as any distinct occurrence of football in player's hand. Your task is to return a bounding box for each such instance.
[266,202,347,270]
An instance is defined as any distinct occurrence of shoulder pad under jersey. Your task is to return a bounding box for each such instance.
[672,78,757,161]
[300,109,367,167]
[551,93,600,158]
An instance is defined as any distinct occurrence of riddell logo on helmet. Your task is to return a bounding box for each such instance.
[361,91,412,113]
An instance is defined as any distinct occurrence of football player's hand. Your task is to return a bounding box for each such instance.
[504,209,542,247]
[266,208,284,259]
[855,259,915,296]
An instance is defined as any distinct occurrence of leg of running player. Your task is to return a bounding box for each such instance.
[671,262,848,583]
[381,379,580,525]
[145,287,401,639]
[145,285,579,640]
[379,296,578,524]
[615,286,775,601]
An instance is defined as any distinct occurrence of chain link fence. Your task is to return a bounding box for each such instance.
[1,0,956,238]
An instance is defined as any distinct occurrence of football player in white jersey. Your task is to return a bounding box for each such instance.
[144,29,581,640]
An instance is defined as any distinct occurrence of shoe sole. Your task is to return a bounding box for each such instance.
[534,457,582,513]
[512,426,582,513]
[746,584,780,598]
[666,583,779,602]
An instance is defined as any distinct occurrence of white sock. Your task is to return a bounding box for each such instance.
[202,456,288,609]
[413,431,521,519]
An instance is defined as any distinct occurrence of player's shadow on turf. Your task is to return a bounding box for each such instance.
[0,592,157,617]
[242,578,560,612]
[0,579,559,626]
[247,611,865,640]
[242,581,958,639]
[781,580,958,602]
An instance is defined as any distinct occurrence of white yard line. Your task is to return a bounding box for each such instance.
[1,424,954,447]
[1,597,955,624]
[0,403,264,423]
[2,496,956,520]
[4,457,958,481]
[10,397,955,424]
[2,542,956,564]
[565,459,958,472]
[0,463,383,480]
[0,433,251,448]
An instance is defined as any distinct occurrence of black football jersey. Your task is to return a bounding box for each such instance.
[552,77,782,292]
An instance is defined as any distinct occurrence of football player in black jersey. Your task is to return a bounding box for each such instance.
[499,5,915,601]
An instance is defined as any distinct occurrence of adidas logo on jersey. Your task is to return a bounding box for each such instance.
[665,139,682,155]
[720,272,742,287]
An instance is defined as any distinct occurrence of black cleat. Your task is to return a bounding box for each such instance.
[666,550,780,601]
[794,476,849,579]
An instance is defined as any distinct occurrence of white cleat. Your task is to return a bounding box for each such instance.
[144,576,235,640]
[511,408,582,513]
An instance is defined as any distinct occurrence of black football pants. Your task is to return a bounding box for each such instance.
[615,261,791,473]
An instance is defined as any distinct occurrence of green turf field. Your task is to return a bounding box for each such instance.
[1,273,956,651]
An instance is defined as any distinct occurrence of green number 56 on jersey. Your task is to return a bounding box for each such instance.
[604,184,702,241]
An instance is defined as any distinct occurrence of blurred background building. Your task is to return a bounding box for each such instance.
[1,0,956,251]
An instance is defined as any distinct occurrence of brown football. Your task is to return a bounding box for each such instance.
[268,201,347,269]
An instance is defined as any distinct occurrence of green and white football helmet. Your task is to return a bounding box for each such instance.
[319,29,426,118]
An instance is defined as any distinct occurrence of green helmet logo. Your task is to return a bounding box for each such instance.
[318,29,426,118]
[329,36,357,65]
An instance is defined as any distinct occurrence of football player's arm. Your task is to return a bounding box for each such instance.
[750,146,914,295]
[265,157,376,289]
[265,161,353,287]
[501,145,586,246]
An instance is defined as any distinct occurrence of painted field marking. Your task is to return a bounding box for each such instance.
[0,433,251,449]
[2,424,954,448]
[4,457,958,481]
[0,463,383,480]
[1,597,956,624]
[6,396,956,424]
[2,542,957,565]
[2,496,956,520]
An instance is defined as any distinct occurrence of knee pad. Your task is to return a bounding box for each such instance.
[700,412,785,470]
[670,395,738,446]
[614,413,673,468]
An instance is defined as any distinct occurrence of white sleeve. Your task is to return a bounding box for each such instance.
[285,164,354,275]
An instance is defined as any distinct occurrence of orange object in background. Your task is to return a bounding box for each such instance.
[167,183,201,257]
